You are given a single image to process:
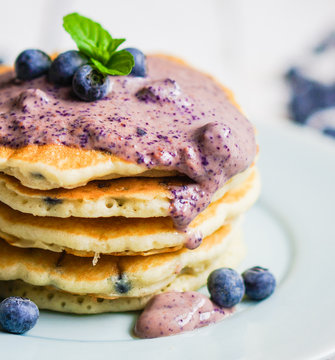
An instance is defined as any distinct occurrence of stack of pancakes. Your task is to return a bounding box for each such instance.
[0,57,260,314]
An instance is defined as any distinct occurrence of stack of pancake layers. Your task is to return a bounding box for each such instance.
[0,55,260,314]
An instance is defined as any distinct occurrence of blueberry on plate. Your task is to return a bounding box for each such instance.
[15,49,51,80]
[207,268,245,308]
[242,266,276,301]
[49,50,88,86]
[0,297,39,334]
[72,65,110,101]
[124,48,146,77]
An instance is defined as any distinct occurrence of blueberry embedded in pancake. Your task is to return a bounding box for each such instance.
[0,220,246,313]
[0,165,254,219]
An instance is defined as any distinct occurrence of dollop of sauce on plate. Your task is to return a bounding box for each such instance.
[0,56,256,234]
[134,291,233,338]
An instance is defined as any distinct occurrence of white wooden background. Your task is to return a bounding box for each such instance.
[1,0,335,122]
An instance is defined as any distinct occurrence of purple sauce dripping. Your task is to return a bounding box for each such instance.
[0,56,256,243]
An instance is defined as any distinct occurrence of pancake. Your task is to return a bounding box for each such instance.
[0,169,260,255]
[0,145,175,190]
[0,229,245,314]
[0,58,258,317]
[0,218,242,299]
[0,164,253,218]
[0,55,256,193]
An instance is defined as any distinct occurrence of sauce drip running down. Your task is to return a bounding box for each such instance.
[0,56,256,235]
[134,291,233,338]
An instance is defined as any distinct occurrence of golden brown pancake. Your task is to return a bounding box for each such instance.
[0,219,243,299]
[0,144,176,190]
[0,165,253,218]
[0,170,260,255]
[0,228,245,314]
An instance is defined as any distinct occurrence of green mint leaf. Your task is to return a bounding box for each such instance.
[107,39,126,55]
[107,50,135,74]
[63,13,126,65]
[91,50,134,76]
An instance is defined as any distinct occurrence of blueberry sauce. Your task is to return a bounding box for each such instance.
[0,56,256,236]
[134,291,233,338]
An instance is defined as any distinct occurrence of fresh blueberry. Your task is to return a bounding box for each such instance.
[124,48,146,77]
[15,49,51,80]
[242,266,276,301]
[72,65,110,101]
[48,50,88,85]
[0,297,39,334]
[207,268,245,308]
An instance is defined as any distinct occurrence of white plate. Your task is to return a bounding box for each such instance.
[1,122,335,360]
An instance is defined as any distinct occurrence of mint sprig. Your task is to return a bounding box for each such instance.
[63,13,134,76]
